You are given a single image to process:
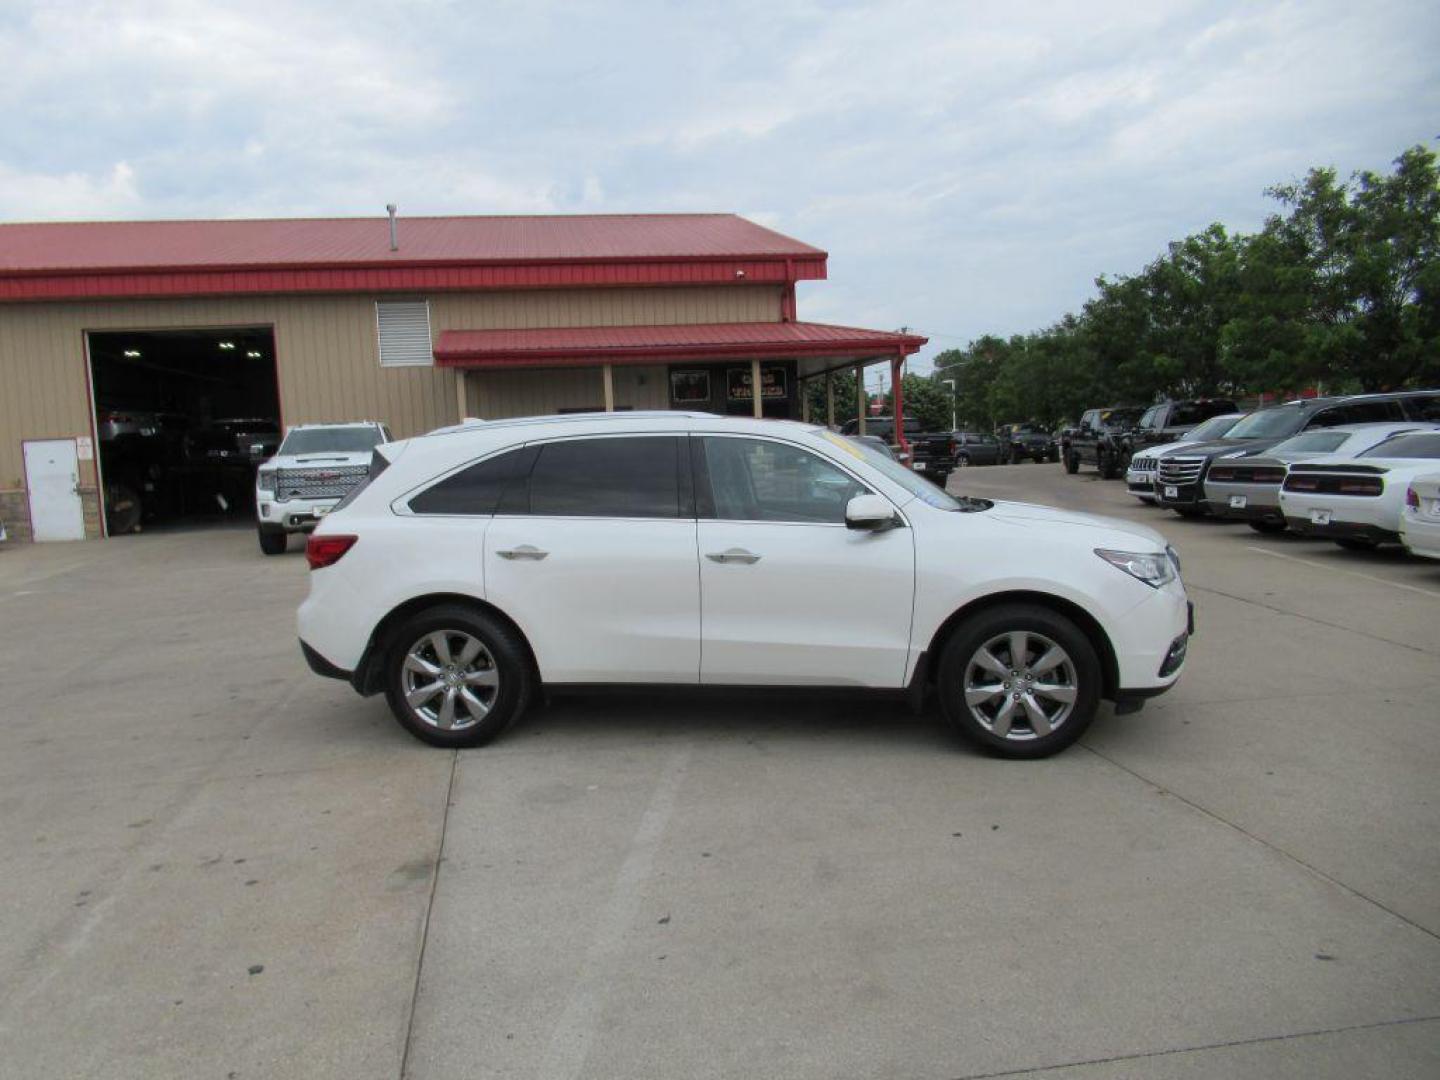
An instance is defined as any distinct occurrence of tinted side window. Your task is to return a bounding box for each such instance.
[409,446,537,515]
[1342,400,1404,423]
[700,437,869,524]
[1403,395,1440,420]
[1139,406,1162,429]
[527,437,681,518]
[1170,403,1203,426]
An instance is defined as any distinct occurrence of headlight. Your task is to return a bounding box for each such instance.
[257,469,277,492]
[1095,548,1177,588]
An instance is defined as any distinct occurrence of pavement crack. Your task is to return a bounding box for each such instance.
[944,1013,1440,1079]
[1081,742,1440,945]
[399,748,459,1080]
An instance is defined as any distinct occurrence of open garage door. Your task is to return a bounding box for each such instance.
[87,327,281,536]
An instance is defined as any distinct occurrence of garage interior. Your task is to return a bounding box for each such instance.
[87,327,280,535]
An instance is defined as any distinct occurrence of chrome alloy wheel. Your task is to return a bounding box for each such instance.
[401,630,499,731]
[963,630,1078,740]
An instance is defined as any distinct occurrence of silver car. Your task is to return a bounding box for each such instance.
[1201,422,1435,533]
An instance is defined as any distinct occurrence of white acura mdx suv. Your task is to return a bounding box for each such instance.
[297,412,1191,758]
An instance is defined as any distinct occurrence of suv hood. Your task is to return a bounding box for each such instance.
[987,500,1167,548]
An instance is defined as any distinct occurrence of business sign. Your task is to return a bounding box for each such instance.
[727,366,787,402]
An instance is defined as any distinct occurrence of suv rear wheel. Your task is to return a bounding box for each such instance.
[1064,452,1080,475]
[936,604,1101,758]
[383,604,534,747]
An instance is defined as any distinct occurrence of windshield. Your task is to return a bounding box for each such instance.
[1187,414,1242,441]
[1100,408,1143,428]
[280,427,384,455]
[1359,432,1440,459]
[1226,406,1310,439]
[1269,431,1350,455]
[823,431,973,511]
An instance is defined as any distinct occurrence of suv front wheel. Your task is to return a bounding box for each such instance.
[936,604,1101,758]
[383,604,534,747]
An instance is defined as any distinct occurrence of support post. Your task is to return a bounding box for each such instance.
[801,378,811,423]
[856,363,866,435]
[825,372,835,429]
[602,363,615,412]
[454,369,469,422]
[891,355,909,457]
[751,357,764,419]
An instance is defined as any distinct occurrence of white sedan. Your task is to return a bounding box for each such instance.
[1401,473,1440,559]
[297,412,1191,758]
[1278,430,1440,550]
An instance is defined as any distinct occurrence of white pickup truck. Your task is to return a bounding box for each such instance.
[255,421,391,555]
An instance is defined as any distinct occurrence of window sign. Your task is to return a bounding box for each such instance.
[727,365,787,402]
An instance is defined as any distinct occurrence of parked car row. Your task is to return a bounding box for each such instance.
[1108,390,1440,559]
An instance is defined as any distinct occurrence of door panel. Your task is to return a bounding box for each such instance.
[484,517,700,683]
[694,435,915,687]
[25,440,85,542]
[698,521,914,686]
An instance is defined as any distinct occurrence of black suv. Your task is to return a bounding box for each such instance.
[1154,391,1440,517]
[1063,407,1145,478]
[996,423,1055,463]
[1129,399,1239,455]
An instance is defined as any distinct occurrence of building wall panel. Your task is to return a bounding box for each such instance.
[0,284,781,537]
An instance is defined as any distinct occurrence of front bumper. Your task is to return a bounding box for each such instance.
[1155,481,1203,510]
[1125,467,1155,497]
[257,494,341,532]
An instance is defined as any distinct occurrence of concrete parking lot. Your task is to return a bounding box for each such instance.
[1,465,1438,1080]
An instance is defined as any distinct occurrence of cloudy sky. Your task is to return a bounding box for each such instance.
[1,0,1436,372]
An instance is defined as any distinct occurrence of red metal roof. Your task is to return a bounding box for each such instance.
[0,213,827,302]
[434,321,927,369]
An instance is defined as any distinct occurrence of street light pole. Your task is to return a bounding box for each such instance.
[942,378,957,431]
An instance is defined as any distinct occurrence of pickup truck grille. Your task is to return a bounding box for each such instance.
[1157,457,1205,485]
[275,465,369,501]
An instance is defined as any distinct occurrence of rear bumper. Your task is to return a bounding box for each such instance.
[300,639,351,681]
[1284,517,1398,544]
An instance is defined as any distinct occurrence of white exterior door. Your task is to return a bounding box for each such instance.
[482,435,700,683]
[695,435,915,687]
[24,439,86,542]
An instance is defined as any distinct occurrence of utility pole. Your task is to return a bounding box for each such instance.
[942,378,957,431]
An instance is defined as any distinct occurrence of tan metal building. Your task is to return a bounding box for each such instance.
[0,213,924,542]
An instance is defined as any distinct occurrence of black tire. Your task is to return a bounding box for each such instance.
[105,482,142,535]
[383,604,534,748]
[1247,519,1286,535]
[1335,537,1380,552]
[955,453,970,468]
[1098,451,1120,480]
[257,526,288,555]
[935,603,1102,759]
[1064,452,1080,475]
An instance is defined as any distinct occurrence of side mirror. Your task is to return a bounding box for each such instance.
[845,494,899,531]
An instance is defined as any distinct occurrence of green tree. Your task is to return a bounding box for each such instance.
[897,372,954,430]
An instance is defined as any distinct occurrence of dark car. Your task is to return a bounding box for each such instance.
[187,418,281,464]
[1129,399,1239,455]
[953,432,1004,467]
[996,423,1053,463]
[841,416,956,486]
[1063,407,1145,478]
[1154,391,1440,517]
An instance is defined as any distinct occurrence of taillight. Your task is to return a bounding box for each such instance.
[1208,467,1237,482]
[306,534,357,570]
[1408,486,1421,508]
[1253,468,1286,484]
[1285,475,1319,492]
[1337,478,1383,496]
[948,438,958,454]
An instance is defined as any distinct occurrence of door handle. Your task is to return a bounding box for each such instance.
[497,545,549,561]
[706,548,761,565]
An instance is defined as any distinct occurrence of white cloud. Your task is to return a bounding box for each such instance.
[0,0,1436,369]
